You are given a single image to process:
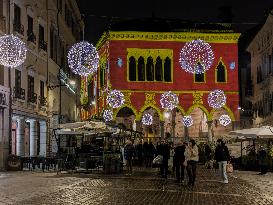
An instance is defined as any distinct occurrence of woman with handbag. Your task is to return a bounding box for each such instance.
[184,139,199,186]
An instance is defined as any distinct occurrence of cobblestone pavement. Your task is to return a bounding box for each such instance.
[0,167,273,205]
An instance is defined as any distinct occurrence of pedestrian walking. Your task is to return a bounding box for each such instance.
[185,139,199,186]
[124,140,135,175]
[160,139,170,178]
[214,139,230,184]
[174,141,186,183]
[136,141,143,167]
[147,141,156,168]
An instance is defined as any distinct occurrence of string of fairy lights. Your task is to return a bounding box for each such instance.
[0,28,232,127]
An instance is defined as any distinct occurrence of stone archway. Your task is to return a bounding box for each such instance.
[211,108,233,139]
[187,107,209,140]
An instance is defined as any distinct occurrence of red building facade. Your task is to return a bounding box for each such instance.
[81,29,240,142]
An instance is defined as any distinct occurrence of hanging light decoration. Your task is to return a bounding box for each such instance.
[208,89,226,109]
[219,114,231,126]
[179,39,214,74]
[67,41,99,76]
[0,34,27,68]
[103,109,113,122]
[160,91,179,110]
[142,113,153,125]
[182,115,193,127]
[106,90,125,109]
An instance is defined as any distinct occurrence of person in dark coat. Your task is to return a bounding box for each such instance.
[136,141,143,167]
[124,140,135,175]
[143,141,150,168]
[160,139,170,178]
[147,142,156,168]
[174,141,186,183]
[258,146,268,175]
[204,143,212,163]
[214,139,230,184]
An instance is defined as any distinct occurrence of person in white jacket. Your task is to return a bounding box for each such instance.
[184,139,199,186]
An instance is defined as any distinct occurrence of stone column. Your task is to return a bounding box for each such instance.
[171,111,176,141]
[39,121,47,157]
[207,121,213,142]
[16,117,25,156]
[184,126,189,142]
[135,120,142,133]
[29,120,37,157]
[160,121,165,138]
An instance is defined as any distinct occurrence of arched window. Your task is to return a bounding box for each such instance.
[137,56,145,81]
[216,61,226,82]
[155,56,163,81]
[128,56,136,81]
[146,56,154,81]
[164,57,171,82]
[194,62,205,82]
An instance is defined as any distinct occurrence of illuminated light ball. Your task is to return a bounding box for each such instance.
[182,115,193,127]
[179,39,214,74]
[106,90,125,109]
[0,34,27,68]
[219,114,231,127]
[142,113,153,125]
[160,91,179,110]
[67,41,99,76]
[103,109,113,122]
[208,89,226,109]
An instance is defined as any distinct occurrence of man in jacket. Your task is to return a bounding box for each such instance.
[124,140,135,175]
[160,139,170,178]
[214,139,230,184]
[174,141,186,183]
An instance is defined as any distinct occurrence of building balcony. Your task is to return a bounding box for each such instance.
[0,92,7,108]
[13,23,24,36]
[13,87,25,100]
[27,30,36,44]
[27,92,37,104]
[39,96,47,107]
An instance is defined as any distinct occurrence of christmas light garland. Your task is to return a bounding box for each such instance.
[106,90,125,109]
[219,114,231,126]
[0,34,27,68]
[103,109,113,122]
[160,91,179,110]
[208,89,226,109]
[182,115,193,127]
[142,113,153,125]
[179,39,214,74]
[67,41,99,76]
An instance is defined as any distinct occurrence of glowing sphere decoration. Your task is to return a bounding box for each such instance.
[103,109,113,122]
[0,34,27,68]
[67,41,99,76]
[142,113,153,125]
[182,115,193,127]
[179,39,214,74]
[106,90,125,109]
[219,114,231,126]
[160,91,179,110]
[208,89,226,109]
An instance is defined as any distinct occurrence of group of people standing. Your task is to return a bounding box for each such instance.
[123,138,231,186]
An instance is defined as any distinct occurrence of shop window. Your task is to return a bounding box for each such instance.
[15,69,21,89]
[146,56,154,81]
[137,57,145,81]
[128,56,136,81]
[216,61,227,83]
[164,57,172,82]
[155,57,163,81]
[194,62,205,82]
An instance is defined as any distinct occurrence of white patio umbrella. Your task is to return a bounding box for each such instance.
[229,126,273,139]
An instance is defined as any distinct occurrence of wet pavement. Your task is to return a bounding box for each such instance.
[0,167,272,205]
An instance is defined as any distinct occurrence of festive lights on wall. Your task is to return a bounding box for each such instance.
[208,89,226,109]
[160,91,179,110]
[142,113,153,125]
[182,115,193,127]
[67,41,99,76]
[103,109,113,122]
[106,90,125,109]
[219,114,231,126]
[179,39,214,74]
[0,34,27,68]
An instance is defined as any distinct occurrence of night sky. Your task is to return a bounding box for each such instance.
[76,0,273,44]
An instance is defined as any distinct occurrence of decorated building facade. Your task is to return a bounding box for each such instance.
[81,20,241,142]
